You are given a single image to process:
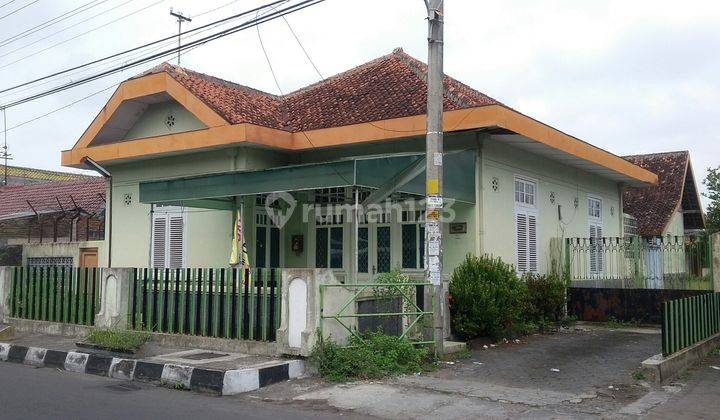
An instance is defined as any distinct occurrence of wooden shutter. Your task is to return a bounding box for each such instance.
[168,214,185,268]
[596,225,603,272]
[152,214,167,268]
[528,213,538,272]
[516,212,528,273]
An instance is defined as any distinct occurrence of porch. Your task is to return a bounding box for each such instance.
[138,150,478,282]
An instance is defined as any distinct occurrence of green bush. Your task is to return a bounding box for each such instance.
[449,254,528,340]
[85,328,150,352]
[524,272,566,323]
[310,331,428,382]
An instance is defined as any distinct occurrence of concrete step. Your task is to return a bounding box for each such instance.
[444,340,467,354]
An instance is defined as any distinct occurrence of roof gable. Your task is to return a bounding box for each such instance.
[623,151,704,235]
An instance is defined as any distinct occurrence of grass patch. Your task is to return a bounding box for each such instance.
[310,331,429,382]
[632,370,647,381]
[606,317,641,329]
[85,328,150,352]
[711,346,720,356]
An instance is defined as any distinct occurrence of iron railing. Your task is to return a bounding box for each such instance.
[662,292,720,356]
[129,267,281,341]
[8,266,100,326]
[566,235,712,289]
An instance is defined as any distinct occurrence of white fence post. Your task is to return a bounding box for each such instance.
[94,268,132,330]
[0,267,11,323]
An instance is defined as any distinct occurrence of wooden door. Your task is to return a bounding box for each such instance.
[79,248,98,267]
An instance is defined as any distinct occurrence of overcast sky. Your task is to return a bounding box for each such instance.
[1,0,718,206]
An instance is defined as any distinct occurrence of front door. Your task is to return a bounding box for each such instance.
[255,211,281,268]
[356,222,392,281]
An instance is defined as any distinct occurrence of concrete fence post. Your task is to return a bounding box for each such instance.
[0,267,11,323]
[712,233,720,293]
[276,269,356,357]
[94,268,132,330]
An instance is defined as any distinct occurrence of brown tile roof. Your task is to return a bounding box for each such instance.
[622,151,693,236]
[142,48,500,132]
[0,178,105,218]
[0,164,92,183]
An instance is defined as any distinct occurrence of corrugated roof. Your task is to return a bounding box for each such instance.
[1,164,92,182]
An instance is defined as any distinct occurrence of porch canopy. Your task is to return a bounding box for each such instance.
[138,150,476,208]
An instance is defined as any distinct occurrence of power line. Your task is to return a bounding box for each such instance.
[0,0,324,109]
[193,0,244,19]
[0,0,155,69]
[0,0,287,94]
[0,0,110,49]
[0,1,283,103]
[0,0,39,22]
[0,0,20,10]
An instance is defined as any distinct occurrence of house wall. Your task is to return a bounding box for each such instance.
[15,240,106,266]
[107,147,287,268]
[665,210,685,237]
[480,138,623,274]
[124,101,206,140]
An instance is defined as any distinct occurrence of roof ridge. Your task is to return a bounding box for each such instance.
[623,150,690,159]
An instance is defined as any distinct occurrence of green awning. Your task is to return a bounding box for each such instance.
[139,150,475,206]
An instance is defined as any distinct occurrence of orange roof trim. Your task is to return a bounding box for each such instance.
[62,49,657,186]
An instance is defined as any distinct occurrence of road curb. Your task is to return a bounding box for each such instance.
[0,342,304,395]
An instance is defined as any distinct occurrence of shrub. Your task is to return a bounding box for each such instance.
[310,331,428,382]
[524,272,566,323]
[449,254,528,340]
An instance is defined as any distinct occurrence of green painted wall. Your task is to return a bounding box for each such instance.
[480,139,623,274]
[124,101,205,140]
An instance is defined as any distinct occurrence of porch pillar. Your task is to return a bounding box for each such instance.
[475,133,486,256]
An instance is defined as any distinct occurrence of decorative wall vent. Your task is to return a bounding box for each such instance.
[165,113,176,130]
[491,177,499,192]
[549,191,556,204]
[123,193,133,206]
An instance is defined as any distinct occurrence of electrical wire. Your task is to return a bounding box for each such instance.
[0,0,39,22]
[0,0,20,10]
[0,0,288,95]
[0,0,157,69]
[0,0,110,49]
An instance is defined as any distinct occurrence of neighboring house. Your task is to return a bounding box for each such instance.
[0,164,91,186]
[0,178,106,267]
[623,151,705,237]
[622,151,707,286]
[61,48,657,279]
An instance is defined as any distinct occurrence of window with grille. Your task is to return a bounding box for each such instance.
[588,197,602,219]
[401,210,425,269]
[315,207,343,269]
[314,187,347,204]
[151,206,185,268]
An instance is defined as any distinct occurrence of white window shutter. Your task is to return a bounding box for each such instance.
[168,215,185,268]
[516,212,528,273]
[596,225,603,272]
[152,215,167,268]
[528,213,538,272]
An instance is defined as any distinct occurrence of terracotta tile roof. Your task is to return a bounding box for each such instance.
[142,48,500,132]
[622,151,691,236]
[0,164,91,183]
[0,178,105,218]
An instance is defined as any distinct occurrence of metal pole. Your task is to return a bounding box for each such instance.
[170,9,192,65]
[424,0,444,357]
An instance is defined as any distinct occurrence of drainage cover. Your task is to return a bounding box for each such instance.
[182,352,229,360]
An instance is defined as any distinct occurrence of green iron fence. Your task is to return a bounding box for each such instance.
[319,282,434,345]
[566,235,713,289]
[129,267,281,341]
[8,266,100,326]
[662,292,720,356]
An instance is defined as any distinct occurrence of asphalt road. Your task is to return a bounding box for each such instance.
[0,362,368,420]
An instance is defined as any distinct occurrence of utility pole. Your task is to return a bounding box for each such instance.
[1,108,11,186]
[424,0,444,357]
[170,8,192,65]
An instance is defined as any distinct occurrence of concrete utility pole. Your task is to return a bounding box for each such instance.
[424,0,444,357]
[1,108,11,186]
[170,8,192,65]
